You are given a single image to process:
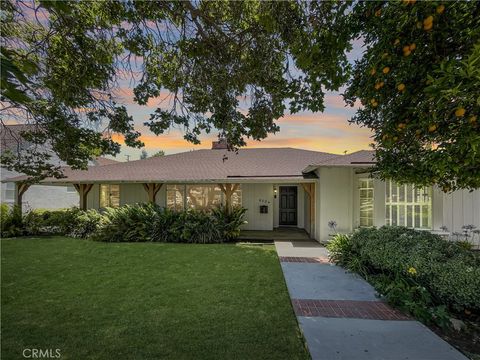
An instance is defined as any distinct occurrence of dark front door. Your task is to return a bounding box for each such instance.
[279,186,297,226]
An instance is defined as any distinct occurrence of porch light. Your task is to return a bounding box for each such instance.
[273,186,277,198]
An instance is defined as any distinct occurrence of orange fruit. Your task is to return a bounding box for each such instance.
[370,68,376,75]
[468,115,477,124]
[436,4,445,14]
[403,45,410,53]
[375,9,381,17]
[403,49,411,56]
[383,67,390,74]
[455,108,466,117]
[423,16,433,25]
[398,123,406,130]
[409,43,416,50]
[428,124,437,132]
[397,83,406,91]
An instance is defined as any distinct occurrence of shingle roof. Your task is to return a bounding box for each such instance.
[302,150,376,174]
[6,148,341,183]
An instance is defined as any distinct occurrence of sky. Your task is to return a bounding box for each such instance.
[115,87,372,161]
[116,38,371,161]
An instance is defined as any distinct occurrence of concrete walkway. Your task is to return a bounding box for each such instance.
[275,240,467,360]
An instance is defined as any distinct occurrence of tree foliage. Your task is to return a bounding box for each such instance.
[1,0,351,180]
[344,1,480,190]
[1,0,479,190]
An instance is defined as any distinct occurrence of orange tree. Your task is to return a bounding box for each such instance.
[343,1,480,190]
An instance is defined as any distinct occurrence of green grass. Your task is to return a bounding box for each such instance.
[1,237,309,359]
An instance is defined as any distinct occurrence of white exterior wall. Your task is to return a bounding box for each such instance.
[241,183,274,230]
[1,168,78,210]
[316,167,354,242]
[442,189,480,232]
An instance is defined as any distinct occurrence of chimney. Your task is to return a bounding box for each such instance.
[211,137,228,150]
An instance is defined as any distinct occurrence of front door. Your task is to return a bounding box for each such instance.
[279,186,297,226]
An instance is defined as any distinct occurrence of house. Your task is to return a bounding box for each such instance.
[0,124,118,210]
[5,140,479,242]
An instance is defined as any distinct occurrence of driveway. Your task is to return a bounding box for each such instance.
[275,240,467,360]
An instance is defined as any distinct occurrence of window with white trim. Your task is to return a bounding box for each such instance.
[359,178,374,227]
[385,180,432,229]
[4,182,15,202]
[99,184,120,208]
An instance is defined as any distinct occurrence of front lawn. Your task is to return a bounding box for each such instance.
[1,237,308,359]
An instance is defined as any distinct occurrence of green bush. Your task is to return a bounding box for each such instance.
[22,208,101,238]
[91,203,159,242]
[211,206,248,242]
[332,226,480,315]
[96,204,247,243]
[1,204,24,238]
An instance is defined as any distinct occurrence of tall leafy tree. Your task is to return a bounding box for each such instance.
[0,0,351,181]
[343,1,480,190]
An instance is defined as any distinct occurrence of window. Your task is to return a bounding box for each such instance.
[166,184,242,210]
[66,185,77,193]
[359,178,374,227]
[100,184,120,208]
[4,182,15,202]
[166,185,185,211]
[385,180,432,229]
[186,185,223,210]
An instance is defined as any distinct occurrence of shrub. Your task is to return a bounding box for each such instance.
[211,206,247,242]
[0,204,24,237]
[91,203,159,242]
[97,204,247,243]
[68,210,102,239]
[150,208,182,242]
[340,226,480,314]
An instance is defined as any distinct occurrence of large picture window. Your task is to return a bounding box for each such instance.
[100,184,120,208]
[385,180,432,229]
[166,184,242,211]
[358,178,374,227]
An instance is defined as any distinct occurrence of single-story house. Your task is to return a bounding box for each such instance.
[6,140,480,242]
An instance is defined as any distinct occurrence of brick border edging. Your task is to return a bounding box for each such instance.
[292,299,411,321]
[279,256,331,264]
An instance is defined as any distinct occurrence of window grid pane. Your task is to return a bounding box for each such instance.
[358,178,374,227]
[385,180,431,229]
[100,184,120,208]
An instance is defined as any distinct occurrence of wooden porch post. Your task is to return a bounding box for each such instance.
[74,184,93,210]
[142,183,163,203]
[301,183,316,237]
[14,182,30,213]
[218,183,240,212]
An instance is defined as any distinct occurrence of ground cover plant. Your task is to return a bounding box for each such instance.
[327,226,480,357]
[1,237,309,359]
